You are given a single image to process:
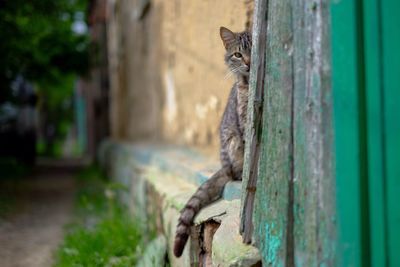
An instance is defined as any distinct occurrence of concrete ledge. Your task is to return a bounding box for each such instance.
[99,140,261,266]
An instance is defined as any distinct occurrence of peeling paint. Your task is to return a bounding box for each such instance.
[195,96,221,120]
[208,95,220,111]
[265,223,282,265]
[164,71,177,123]
[195,103,207,120]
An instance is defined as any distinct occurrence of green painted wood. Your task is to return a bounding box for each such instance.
[291,1,335,266]
[253,0,294,265]
[363,0,387,266]
[381,0,400,265]
[332,0,400,266]
[331,0,366,266]
[245,0,399,266]
[240,0,267,243]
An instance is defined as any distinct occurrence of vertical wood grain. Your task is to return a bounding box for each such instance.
[291,1,335,266]
[242,0,334,265]
[240,0,268,244]
[253,0,294,265]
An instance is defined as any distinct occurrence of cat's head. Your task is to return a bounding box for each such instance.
[220,26,252,77]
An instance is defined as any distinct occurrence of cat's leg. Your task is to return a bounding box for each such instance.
[227,134,244,180]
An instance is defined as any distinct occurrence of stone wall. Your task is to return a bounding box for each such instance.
[98,140,261,266]
[106,0,253,156]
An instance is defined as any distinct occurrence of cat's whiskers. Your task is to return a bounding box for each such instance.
[224,67,241,80]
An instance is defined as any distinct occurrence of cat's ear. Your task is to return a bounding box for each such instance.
[220,27,236,49]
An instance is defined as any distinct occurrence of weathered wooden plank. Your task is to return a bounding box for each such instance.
[240,0,268,244]
[253,0,294,265]
[291,1,335,266]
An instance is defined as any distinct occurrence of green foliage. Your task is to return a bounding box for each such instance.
[0,0,91,157]
[0,0,90,101]
[54,166,144,267]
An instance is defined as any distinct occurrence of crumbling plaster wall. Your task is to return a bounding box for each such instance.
[107,0,253,157]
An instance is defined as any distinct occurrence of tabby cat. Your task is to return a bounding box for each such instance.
[173,26,252,257]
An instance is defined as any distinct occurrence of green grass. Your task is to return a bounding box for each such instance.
[54,166,143,267]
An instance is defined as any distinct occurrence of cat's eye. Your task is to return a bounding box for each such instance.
[234,52,242,58]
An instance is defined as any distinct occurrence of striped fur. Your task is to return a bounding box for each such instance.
[173,27,252,257]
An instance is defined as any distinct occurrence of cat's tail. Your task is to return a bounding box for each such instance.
[173,167,231,257]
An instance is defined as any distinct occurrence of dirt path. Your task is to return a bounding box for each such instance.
[0,161,82,267]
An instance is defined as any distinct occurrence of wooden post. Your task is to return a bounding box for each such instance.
[240,0,268,244]
[292,1,335,266]
[241,0,334,265]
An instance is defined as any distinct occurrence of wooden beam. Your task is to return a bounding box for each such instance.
[240,0,268,244]
[253,0,294,265]
[291,0,335,266]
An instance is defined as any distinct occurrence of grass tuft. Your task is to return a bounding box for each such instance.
[54,165,143,267]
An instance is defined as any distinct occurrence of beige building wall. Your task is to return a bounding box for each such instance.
[107,0,253,157]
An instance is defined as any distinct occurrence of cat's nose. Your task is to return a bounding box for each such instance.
[244,58,251,70]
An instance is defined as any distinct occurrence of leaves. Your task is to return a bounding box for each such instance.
[0,0,90,102]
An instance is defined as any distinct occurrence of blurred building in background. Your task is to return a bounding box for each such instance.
[83,0,110,159]
[87,0,400,266]
[88,0,253,158]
